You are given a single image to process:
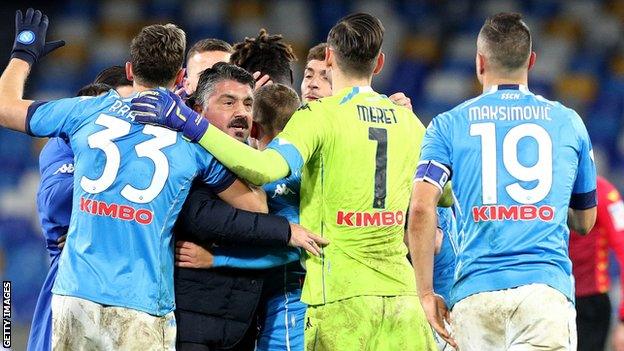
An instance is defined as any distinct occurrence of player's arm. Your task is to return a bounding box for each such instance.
[0,9,64,132]
[176,240,299,270]
[568,113,598,235]
[130,91,320,186]
[176,184,327,255]
[216,179,268,213]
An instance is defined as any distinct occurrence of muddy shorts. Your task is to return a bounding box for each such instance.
[304,295,436,351]
[51,294,176,350]
[451,283,576,351]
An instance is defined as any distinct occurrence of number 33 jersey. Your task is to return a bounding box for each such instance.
[420,84,597,307]
[268,86,426,305]
[26,90,235,316]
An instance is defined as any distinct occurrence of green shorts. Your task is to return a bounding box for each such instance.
[304,295,436,351]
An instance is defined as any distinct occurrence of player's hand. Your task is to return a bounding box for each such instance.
[175,241,214,269]
[11,8,65,66]
[288,223,329,256]
[613,322,624,351]
[253,71,273,91]
[130,88,208,142]
[421,291,457,348]
[388,92,412,111]
[57,234,67,250]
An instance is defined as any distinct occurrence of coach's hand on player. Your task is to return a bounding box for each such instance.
[175,241,214,269]
[11,8,65,66]
[57,234,67,250]
[421,291,457,348]
[289,223,329,256]
[131,88,208,142]
[389,92,412,111]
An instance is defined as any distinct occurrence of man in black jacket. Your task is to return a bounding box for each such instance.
[173,63,321,351]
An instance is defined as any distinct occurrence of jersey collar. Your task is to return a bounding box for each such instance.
[337,86,374,105]
[485,84,529,94]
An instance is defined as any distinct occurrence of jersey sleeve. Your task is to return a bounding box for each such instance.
[419,113,453,172]
[27,97,91,138]
[570,114,597,210]
[268,103,327,173]
[212,247,300,269]
[197,155,236,194]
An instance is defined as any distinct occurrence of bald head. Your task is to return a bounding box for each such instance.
[477,12,532,74]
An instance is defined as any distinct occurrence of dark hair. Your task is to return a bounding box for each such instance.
[478,12,532,72]
[94,65,132,88]
[327,13,384,77]
[230,29,297,86]
[253,84,300,133]
[193,62,255,107]
[187,38,233,63]
[130,24,186,87]
[306,43,327,63]
[76,83,113,97]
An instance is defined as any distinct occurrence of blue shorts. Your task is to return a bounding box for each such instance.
[257,263,306,351]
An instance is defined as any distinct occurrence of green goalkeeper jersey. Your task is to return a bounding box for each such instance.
[198,86,427,305]
[272,86,426,305]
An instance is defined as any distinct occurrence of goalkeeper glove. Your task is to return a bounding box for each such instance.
[11,8,65,66]
[130,88,209,143]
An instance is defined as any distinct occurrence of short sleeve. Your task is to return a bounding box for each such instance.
[419,113,453,172]
[570,114,597,209]
[198,156,236,193]
[269,103,326,172]
[27,97,90,138]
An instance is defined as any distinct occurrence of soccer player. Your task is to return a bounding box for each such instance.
[27,82,111,351]
[301,42,412,109]
[93,65,133,97]
[132,12,439,350]
[301,43,331,102]
[0,11,322,350]
[183,38,233,96]
[409,12,597,350]
[230,29,297,88]
[569,176,624,351]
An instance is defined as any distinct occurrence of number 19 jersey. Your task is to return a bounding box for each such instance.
[26,91,235,316]
[420,84,597,307]
[268,86,426,305]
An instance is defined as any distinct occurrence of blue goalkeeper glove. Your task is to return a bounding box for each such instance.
[130,88,209,142]
[11,8,65,66]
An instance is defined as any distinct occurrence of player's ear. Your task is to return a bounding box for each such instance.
[476,53,486,75]
[125,62,134,82]
[527,51,536,71]
[250,121,261,139]
[325,47,333,69]
[372,52,385,75]
[173,68,185,88]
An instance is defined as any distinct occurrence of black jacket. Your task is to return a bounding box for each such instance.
[174,182,291,349]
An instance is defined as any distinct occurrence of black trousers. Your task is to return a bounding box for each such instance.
[576,293,612,351]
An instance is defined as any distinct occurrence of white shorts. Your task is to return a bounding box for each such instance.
[451,284,576,351]
[51,294,176,350]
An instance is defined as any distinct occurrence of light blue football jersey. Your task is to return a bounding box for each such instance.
[27,90,235,316]
[420,84,597,307]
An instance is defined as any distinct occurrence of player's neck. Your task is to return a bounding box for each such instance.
[331,69,372,93]
[132,82,175,94]
[482,73,528,93]
[257,133,278,151]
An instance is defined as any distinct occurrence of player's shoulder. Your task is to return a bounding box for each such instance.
[39,137,73,174]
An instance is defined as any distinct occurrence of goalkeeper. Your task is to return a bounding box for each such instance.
[132,13,440,350]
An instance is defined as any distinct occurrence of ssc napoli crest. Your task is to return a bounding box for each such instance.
[17,30,35,45]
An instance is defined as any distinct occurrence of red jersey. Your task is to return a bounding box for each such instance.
[570,176,624,317]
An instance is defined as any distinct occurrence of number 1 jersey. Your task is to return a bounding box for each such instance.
[420,84,597,307]
[27,90,235,316]
[268,86,426,305]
